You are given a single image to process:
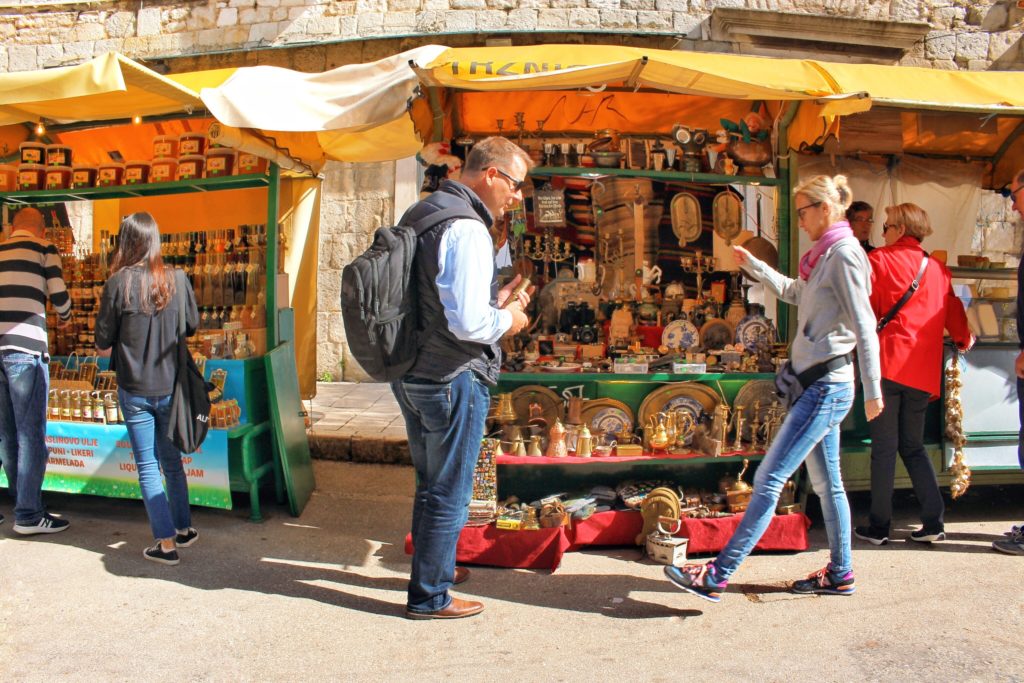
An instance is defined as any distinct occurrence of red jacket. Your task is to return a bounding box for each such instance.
[868,237,971,398]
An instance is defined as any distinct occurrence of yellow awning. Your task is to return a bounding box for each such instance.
[0,52,203,126]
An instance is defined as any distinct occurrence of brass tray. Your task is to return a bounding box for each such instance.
[732,379,779,441]
[578,398,634,438]
[670,192,702,245]
[510,385,564,427]
[712,190,743,243]
[699,318,735,350]
[638,382,722,436]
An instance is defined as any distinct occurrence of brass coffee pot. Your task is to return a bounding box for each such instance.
[575,423,594,458]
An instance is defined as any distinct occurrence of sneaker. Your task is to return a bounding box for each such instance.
[792,565,856,596]
[664,562,727,603]
[1004,524,1023,537]
[992,530,1024,556]
[909,528,945,543]
[854,525,889,546]
[13,513,69,535]
[175,527,199,548]
[143,543,180,566]
[0,512,4,524]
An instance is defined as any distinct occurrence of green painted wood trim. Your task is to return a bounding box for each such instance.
[265,163,280,350]
[0,173,270,205]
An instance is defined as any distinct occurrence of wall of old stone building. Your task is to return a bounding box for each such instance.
[2,0,1022,379]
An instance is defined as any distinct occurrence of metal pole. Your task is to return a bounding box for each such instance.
[265,162,280,350]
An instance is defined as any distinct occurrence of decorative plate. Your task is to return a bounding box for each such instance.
[670,192,702,245]
[699,318,735,351]
[712,190,743,243]
[638,382,722,439]
[735,314,776,351]
[732,379,780,442]
[579,398,634,437]
[538,363,583,373]
[509,385,564,427]
[662,319,700,351]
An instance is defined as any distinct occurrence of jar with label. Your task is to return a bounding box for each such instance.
[206,147,236,178]
[0,164,17,192]
[97,162,125,187]
[45,144,72,167]
[124,161,151,185]
[237,152,268,175]
[17,164,45,190]
[176,155,205,180]
[150,157,178,183]
[153,134,179,159]
[19,141,46,165]
[178,132,208,156]
[44,166,72,190]
[71,165,97,188]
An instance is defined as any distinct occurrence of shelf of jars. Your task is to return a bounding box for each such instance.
[529,166,785,187]
[0,173,270,206]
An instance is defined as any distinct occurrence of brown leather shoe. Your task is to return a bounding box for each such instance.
[406,597,484,620]
[454,566,470,585]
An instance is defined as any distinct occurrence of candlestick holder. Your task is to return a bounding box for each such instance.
[680,249,717,302]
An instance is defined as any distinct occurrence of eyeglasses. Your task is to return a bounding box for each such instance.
[882,223,899,233]
[1011,186,1024,203]
[850,216,873,224]
[795,201,822,219]
[493,167,527,192]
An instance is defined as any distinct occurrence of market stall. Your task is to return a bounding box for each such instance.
[0,53,322,518]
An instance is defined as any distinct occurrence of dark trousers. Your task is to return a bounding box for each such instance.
[1018,377,1023,470]
[868,378,945,533]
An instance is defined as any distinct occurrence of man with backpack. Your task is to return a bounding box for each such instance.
[390,137,532,618]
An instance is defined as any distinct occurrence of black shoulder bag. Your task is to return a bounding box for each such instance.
[167,270,213,454]
[876,255,929,333]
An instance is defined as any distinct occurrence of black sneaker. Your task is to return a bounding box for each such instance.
[0,512,4,524]
[143,543,180,566]
[909,528,945,543]
[175,527,199,548]
[13,513,69,535]
[854,525,889,546]
[664,562,727,603]
[792,565,856,595]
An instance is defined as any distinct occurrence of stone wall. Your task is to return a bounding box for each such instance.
[2,0,1022,379]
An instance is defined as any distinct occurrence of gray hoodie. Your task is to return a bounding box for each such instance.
[740,236,882,403]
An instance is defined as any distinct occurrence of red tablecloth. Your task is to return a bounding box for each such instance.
[405,510,811,571]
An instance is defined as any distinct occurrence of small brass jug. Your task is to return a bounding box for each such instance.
[575,424,593,458]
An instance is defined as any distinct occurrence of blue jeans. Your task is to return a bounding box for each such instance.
[119,389,192,540]
[713,380,855,581]
[391,370,489,613]
[0,351,50,525]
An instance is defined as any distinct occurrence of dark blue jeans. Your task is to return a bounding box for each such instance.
[391,370,489,613]
[0,351,50,525]
[119,389,192,540]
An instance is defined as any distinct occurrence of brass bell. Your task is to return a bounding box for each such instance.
[495,392,517,423]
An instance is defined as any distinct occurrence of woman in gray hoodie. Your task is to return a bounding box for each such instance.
[666,174,883,602]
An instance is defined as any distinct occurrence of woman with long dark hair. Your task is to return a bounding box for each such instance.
[95,212,199,565]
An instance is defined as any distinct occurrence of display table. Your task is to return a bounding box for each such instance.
[405,510,811,571]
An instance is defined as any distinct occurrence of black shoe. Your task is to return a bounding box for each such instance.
[792,565,856,595]
[909,528,945,543]
[0,512,4,524]
[175,527,199,548]
[143,543,180,566]
[854,525,889,546]
[13,513,69,535]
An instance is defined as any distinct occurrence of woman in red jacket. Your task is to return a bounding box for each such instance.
[855,203,973,546]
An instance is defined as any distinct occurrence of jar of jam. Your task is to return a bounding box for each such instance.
[19,141,46,165]
[45,144,72,167]
[44,165,72,190]
[124,161,151,185]
[176,155,205,181]
[150,157,178,183]
[237,152,268,175]
[0,164,17,192]
[97,162,125,187]
[71,165,97,188]
[153,135,179,159]
[205,147,236,178]
[17,164,45,190]
[178,132,208,156]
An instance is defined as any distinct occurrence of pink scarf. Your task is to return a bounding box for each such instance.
[799,220,854,280]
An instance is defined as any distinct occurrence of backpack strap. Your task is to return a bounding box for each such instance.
[408,206,481,236]
[876,254,929,333]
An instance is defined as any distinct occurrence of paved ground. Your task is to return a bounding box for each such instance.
[2,458,1022,682]
[306,381,410,464]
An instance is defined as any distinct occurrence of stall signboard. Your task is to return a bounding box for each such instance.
[0,422,232,509]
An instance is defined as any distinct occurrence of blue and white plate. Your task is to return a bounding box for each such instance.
[662,319,700,351]
[735,315,775,351]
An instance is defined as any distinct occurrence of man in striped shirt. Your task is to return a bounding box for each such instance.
[0,207,72,534]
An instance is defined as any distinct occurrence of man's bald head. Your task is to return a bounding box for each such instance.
[11,208,45,236]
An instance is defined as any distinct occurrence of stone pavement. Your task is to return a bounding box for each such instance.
[307,381,411,464]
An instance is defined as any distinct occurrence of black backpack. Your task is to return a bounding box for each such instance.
[341,204,479,382]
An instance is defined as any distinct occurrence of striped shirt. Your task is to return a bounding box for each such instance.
[0,229,72,357]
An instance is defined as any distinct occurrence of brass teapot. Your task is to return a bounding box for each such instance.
[725,458,753,513]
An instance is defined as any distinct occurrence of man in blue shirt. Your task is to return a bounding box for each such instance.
[993,169,1024,556]
[393,137,532,618]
